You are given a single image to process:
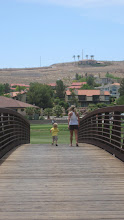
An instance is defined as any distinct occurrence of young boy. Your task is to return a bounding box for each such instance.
[50,123,59,146]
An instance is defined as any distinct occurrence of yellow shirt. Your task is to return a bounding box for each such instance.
[50,127,59,136]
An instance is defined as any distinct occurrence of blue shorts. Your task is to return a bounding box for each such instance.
[69,125,78,130]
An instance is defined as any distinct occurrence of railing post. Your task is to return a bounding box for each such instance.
[111,111,121,149]
[97,113,102,139]
[103,112,110,144]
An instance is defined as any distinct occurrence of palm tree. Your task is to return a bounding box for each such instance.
[90,55,94,60]
[72,55,76,61]
[77,55,80,60]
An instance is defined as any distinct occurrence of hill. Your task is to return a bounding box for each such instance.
[0,60,124,85]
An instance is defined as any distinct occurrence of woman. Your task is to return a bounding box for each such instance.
[68,105,80,147]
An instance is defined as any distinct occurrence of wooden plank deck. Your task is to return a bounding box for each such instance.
[0,143,124,220]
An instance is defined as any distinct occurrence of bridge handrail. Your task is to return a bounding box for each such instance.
[0,108,30,159]
[78,105,124,162]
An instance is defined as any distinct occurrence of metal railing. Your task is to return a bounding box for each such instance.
[0,108,30,159]
[78,106,124,162]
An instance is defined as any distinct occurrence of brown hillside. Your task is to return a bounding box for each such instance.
[0,61,124,85]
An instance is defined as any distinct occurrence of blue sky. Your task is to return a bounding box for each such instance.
[0,0,124,68]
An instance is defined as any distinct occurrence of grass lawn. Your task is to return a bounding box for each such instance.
[30,124,71,145]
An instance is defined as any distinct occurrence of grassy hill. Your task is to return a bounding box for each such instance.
[0,60,124,85]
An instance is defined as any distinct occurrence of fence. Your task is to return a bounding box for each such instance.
[0,108,30,159]
[78,106,124,162]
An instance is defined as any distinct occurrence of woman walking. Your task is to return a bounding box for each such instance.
[68,105,80,147]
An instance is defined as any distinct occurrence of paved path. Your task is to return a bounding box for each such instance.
[0,143,124,220]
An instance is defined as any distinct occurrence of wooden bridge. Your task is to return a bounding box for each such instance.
[0,107,124,220]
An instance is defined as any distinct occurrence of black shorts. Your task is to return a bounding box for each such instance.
[69,125,78,130]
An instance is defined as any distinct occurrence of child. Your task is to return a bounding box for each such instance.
[50,123,59,146]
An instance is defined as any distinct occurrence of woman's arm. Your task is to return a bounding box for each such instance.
[77,113,80,126]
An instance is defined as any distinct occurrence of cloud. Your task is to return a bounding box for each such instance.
[17,0,124,7]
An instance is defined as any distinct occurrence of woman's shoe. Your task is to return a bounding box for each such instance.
[76,143,79,147]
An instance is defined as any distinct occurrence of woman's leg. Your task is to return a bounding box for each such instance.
[74,129,78,146]
[70,130,73,146]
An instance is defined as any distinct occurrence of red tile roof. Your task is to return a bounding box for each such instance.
[67,86,81,89]
[0,96,39,108]
[66,90,110,96]
[78,90,100,96]
[11,84,30,87]
[10,91,26,98]
[104,91,110,95]
[71,82,87,86]
[112,83,120,86]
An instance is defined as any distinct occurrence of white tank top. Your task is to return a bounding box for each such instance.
[69,112,78,125]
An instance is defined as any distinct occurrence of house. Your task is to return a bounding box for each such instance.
[0,96,39,116]
[47,83,56,89]
[10,91,27,103]
[97,83,120,99]
[65,89,110,107]
[66,82,87,90]
[71,82,87,86]
[95,77,114,85]
[10,84,30,89]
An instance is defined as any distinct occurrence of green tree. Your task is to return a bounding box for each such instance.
[87,76,94,87]
[15,86,26,92]
[69,88,79,107]
[44,108,52,119]
[0,84,4,95]
[56,80,65,99]
[52,105,63,117]
[26,107,34,115]
[54,97,60,105]
[27,83,53,109]
[4,83,11,93]
[116,95,124,105]
[80,84,93,90]
[119,78,124,97]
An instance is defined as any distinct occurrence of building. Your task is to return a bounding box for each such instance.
[95,77,114,85]
[65,89,110,107]
[0,96,39,116]
[10,91,27,103]
[97,83,120,99]
[66,82,87,90]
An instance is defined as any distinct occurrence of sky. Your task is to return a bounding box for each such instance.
[0,0,124,68]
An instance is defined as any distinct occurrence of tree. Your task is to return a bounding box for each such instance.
[72,55,76,61]
[26,107,34,115]
[80,84,93,90]
[86,55,88,59]
[116,95,124,105]
[77,55,80,60]
[27,82,53,109]
[0,84,4,95]
[119,78,124,97]
[90,55,94,60]
[69,88,79,107]
[4,83,11,93]
[52,105,63,117]
[44,108,52,119]
[87,76,94,87]
[56,80,65,99]
[15,86,26,92]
